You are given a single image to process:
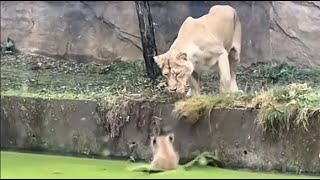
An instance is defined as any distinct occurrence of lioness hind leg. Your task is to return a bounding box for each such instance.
[218,51,232,93]
[229,13,242,93]
[228,47,240,92]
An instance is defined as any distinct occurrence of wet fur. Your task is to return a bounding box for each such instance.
[150,133,179,171]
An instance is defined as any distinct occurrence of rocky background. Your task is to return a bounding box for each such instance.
[1,1,320,67]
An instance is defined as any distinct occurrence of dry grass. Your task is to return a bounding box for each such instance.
[173,83,320,136]
[173,93,254,123]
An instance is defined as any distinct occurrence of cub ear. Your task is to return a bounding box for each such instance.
[167,133,175,143]
[153,55,165,69]
[150,136,157,146]
[177,52,187,61]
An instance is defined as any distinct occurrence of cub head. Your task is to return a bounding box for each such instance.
[153,51,194,94]
[150,133,175,154]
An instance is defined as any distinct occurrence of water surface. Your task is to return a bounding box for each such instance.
[1,151,317,179]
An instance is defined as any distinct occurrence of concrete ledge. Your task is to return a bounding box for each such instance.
[1,95,319,175]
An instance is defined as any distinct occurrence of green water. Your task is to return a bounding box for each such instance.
[0,151,318,179]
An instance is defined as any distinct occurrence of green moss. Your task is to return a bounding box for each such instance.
[0,53,169,101]
[1,151,318,179]
[203,62,320,93]
[2,53,320,102]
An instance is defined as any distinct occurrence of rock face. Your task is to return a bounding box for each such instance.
[1,1,320,66]
[0,1,142,64]
[270,1,320,67]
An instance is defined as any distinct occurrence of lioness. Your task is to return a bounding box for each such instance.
[154,5,242,96]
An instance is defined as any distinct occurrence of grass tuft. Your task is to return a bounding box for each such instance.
[173,83,320,137]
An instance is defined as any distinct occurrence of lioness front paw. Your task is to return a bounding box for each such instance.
[186,89,192,97]
[186,89,200,97]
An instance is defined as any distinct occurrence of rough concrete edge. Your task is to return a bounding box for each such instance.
[1,95,319,176]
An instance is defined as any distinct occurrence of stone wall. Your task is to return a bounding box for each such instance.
[1,96,320,174]
[1,1,320,66]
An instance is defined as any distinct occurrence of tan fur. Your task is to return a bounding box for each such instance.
[150,133,179,171]
[154,5,242,95]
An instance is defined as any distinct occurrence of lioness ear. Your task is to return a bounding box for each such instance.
[177,52,187,61]
[153,55,164,68]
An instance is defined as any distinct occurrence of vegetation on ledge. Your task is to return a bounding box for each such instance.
[2,52,320,102]
[173,83,320,137]
[1,52,320,137]
[0,52,175,104]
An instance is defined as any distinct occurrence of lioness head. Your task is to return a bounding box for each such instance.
[153,50,194,94]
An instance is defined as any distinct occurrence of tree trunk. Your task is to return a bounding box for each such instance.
[135,1,161,80]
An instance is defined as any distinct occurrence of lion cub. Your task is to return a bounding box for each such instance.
[150,133,180,171]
